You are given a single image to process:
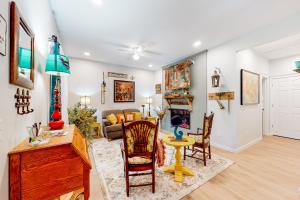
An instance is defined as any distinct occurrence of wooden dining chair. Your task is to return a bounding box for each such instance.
[121,120,159,197]
[183,112,214,166]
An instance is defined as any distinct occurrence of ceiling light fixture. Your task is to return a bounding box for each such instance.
[92,0,103,5]
[132,53,140,60]
[148,64,153,68]
[84,52,91,56]
[193,41,202,47]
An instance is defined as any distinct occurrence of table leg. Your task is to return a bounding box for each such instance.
[163,146,194,182]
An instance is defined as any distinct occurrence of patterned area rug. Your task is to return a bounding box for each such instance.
[91,138,233,200]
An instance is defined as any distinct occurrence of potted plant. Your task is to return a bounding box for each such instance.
[68,102,97,141]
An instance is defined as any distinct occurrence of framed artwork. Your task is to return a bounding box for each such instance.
[165,61,192,90]
[108,72,128,79]
[155,84,161,94]
[0,14,7,56]
[114,80,135,102]
[240,69,260,105]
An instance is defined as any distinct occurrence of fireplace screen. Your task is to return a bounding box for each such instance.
[170,109,191,129]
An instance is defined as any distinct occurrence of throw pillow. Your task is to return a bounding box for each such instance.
[116,113,125,124]
[125,113,134,122]
[133,112,142,121]
[106,114,118,125]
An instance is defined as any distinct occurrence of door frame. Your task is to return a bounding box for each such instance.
[261,74,270,136]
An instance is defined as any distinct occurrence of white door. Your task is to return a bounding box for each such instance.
[271,75,300,139]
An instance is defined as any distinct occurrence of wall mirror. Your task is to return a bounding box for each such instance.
[10,2,35,89]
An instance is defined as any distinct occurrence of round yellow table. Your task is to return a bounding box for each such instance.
[163,134,195,182]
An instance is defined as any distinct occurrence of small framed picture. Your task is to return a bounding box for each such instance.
[0,14,7,56]
[155,84,161,94]
[240,69,260,105]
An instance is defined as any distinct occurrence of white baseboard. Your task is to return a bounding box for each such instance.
[211,136,262,153]
[210,142,236,152]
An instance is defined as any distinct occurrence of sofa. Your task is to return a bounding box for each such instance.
[102,109,140,140]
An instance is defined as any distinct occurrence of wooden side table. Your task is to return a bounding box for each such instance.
[91,122,101,138]
[163,134,195,182]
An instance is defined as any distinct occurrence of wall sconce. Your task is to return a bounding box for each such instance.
[146,97,153,117]
[211,68,221,88]
[80,96,91,108]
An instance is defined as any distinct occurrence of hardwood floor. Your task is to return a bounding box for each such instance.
[69,135,300,200]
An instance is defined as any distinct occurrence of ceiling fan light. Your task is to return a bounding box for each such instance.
[132,53,140,60]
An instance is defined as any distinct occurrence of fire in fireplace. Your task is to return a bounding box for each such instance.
[170,109,191,129]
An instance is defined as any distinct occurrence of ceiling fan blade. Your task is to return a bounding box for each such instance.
[144,49,162,56]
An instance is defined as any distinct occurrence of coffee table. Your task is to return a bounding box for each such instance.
[163,134,195,182]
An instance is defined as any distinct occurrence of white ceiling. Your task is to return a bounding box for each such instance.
[50,0,300,70]
[254,34,300,60]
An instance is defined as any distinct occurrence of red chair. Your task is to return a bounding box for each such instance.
[121,120,159,197]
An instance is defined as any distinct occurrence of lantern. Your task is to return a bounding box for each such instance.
[211,70,220,87]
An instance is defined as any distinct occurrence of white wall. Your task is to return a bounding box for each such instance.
[270,55,300,76]
[236,49,269,147]
[207,11,300,151]
[153,69,163,107]
[0,0,64,198]
[68,58,156,118]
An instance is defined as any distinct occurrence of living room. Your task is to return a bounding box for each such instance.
[1,0,300,200]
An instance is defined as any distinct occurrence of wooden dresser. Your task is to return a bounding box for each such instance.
[8,125,91,200]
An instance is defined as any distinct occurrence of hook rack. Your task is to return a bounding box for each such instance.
[15,88,34,115]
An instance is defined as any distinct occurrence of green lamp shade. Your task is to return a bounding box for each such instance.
[45,54,70,75]
[19,47,31,69]
[295,61,300,69]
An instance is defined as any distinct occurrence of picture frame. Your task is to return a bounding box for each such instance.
[108,72,128,79]
[240,69,260,105]
[155,84,161,94]
[114,80,135,102]
[0,14,7,56]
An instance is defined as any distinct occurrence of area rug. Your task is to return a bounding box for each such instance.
[91,138,233,200]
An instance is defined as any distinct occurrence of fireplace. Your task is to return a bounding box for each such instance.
[170,109,191,129]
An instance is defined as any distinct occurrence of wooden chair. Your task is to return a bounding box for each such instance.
[121,120,159,197]
[184,112,214,166]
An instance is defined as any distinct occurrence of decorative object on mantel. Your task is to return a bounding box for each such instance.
[208,92,234,111]
[108,72,128,79]
[68,103,97,141]
[101,72,106,104]
[211,68,221,88]
[240,69,260,105]
[114,80,135,102]
[164,94,194,111]
[14,88,34,115]
[154,106,167,127]
[293,61,300,73]
[10,2,35,89]
[0,14,7,56]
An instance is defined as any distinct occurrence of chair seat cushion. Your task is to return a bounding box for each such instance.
[128,156,152,164]
[190,134,210,144]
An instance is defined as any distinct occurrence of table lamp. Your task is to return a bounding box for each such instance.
[45,35,70,130]
[80,96,91,108]
[146,97,153,117]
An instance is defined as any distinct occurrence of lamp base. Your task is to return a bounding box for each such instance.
[49,120,64,130]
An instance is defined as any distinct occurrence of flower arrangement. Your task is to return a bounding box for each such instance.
[68,102,97,140]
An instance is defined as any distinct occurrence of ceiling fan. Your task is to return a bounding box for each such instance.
[114,43,162,61]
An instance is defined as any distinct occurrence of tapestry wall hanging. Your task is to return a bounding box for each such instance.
[165,61,192,90]
[240,69,260,105]
[114,80,135,102]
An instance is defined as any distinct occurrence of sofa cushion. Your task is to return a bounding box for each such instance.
[105,124,122,132]
[124,112,134,122]
[133,112,142,121]
[102,110,123,119]
[116,113,125,124]
[106,114,118,125]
